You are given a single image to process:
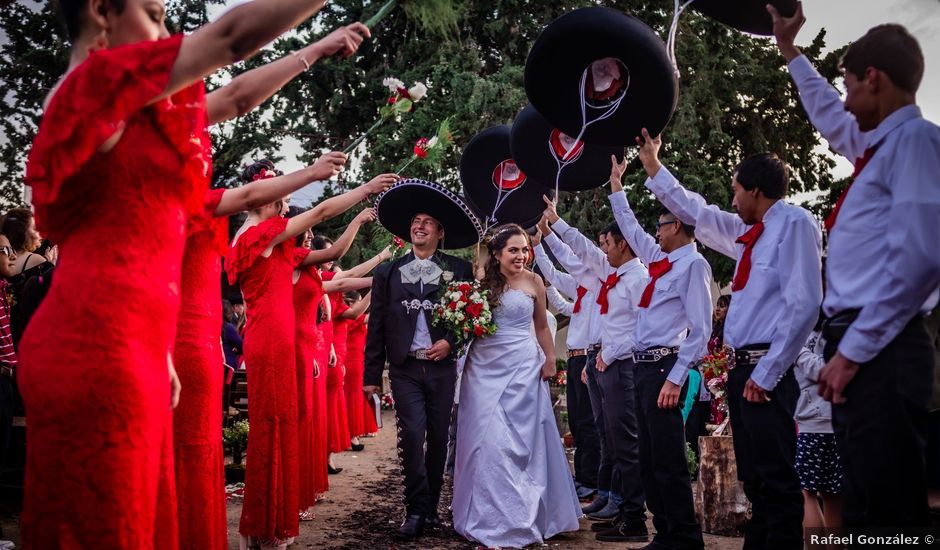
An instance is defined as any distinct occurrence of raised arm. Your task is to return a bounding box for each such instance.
[323,277,373,295]
[546,285,574,317]
[270,173,397,249]
[542,196,610,279]
[299,209,376,267]
[332,247,393,279]
[607,154,666,264]
[165,0,331,99]
[338,292,373,319]
[215,152,347,217]
[635,131,745,258]
[768,3,866,160]
[533,242,579,301]
[207,23,371,125]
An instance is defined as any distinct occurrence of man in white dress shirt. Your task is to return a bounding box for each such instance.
[539,208,651,543]
[531,230,604,503]
[770,4,940,530]
[608,159,710,550]
[636,135,822,549]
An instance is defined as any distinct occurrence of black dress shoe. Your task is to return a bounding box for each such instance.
[590,513,621,532]
[396,514,425,540]
[327,464,343,475]
[595,519,649,543]
[425,513,442,529]
[350,443,365,452]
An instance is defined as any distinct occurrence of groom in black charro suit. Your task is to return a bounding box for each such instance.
[364,179,480,541]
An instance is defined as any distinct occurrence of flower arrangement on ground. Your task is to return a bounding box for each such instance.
[432,280,497,355]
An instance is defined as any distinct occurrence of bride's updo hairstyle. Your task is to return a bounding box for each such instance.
[481,223,529,309]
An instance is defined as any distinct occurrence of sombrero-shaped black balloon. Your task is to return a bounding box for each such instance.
[459,125,554,229]
[375,178,483,250]
[690,0,797,36]
[510,104,624,192]
[524,7,677,148]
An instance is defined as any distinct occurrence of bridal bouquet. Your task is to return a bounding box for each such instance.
[701,348,730,418]
[432,281,497,354]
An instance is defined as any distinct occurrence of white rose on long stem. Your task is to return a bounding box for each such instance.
[408,82,428,101]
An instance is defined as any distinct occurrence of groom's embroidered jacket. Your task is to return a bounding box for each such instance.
[364,251,474,387]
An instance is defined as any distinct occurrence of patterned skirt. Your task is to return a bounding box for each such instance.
[795,432,844,495]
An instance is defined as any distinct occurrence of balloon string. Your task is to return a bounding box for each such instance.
[667,0,696,78]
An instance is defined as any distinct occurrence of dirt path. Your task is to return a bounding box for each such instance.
[227,411,743,550]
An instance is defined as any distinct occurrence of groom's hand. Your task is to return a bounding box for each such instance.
[426,339,452,361]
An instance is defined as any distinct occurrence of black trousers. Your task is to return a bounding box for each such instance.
[389,358,457,517]
[585,350,618,493]
[567,354,600,488]
[635,355,704,550]
[596,357,646,521]
[824,316,934,529]
[727,363,803,550]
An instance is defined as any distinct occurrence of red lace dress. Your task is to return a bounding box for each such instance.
[173,188,228,550]
[313,291,332,463]
[226,217,299,542]
[345,314,371,437]
[292,248,329,505]
[321,272,351,453]
[19,35,207,549]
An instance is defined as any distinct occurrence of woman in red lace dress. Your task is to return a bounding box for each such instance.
[19,1,338,547]
[227,164,391,548]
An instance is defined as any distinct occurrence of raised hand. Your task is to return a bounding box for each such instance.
[315,22,372,59]
[310,151,347,181]
[767,2,805,61]
[536,215,552,237]
[634,128,662,179]
[379,245,393,261]
[542,195,560,224]
[354,208,378,225]
[365,173,400,195]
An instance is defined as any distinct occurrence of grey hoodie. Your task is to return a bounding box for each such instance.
[793,331,833,434]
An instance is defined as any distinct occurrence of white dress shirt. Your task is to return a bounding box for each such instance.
[646,167,823,390]
[609,191,713,386]
[549,219,649,365]
[546,285,574,317]
[535,234,604,348]
[789,55,940,363]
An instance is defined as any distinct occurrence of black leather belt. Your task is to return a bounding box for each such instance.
[0,365,13,378]
[821,309,861,344]
[633,346,680,363]
[588,343,602,353]
[733,345,770,368]
[568,348,588,358]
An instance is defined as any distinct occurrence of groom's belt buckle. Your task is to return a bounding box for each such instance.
[633,346,680,363]
[409,349,430,360]
[567,348,588,358]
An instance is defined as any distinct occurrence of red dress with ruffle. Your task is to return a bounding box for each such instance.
[321,272,351,453]
[226,217,299,541]
[292,248,329,505]
[173,188,228,550]
[345,315,371,437]
[20,35,206,549]
[314,294,333,461]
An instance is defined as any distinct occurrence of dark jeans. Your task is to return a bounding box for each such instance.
[596,357,646,521]
[389,358,457,517]
[0,375,13,471]
[567,354,600,488]
[585,350,618,493]
[823,315,934,529]
[635,355,704,550]
[727,363,803,550]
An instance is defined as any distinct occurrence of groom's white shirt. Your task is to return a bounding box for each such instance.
[549,219,647,365]
[534,234,603,349]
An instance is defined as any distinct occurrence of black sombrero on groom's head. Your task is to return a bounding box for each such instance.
[524,7,677,148]
[460,125,554,230]
[510,104,624,192]
[375,178,483,250]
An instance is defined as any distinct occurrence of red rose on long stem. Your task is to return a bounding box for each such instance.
[473,325,485,337]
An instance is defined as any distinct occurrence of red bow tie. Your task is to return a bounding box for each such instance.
[638,258,672,308]
[596,273,621,315]
[573,285,588,314]
[731,222,765,292]
[825,146,877,231]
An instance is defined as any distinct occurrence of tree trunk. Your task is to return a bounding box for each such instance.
[694,435,749,536]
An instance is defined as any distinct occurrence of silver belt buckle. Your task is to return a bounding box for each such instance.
[414,349,429,360]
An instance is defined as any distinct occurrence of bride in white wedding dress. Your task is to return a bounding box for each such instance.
[452,224,582,548]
